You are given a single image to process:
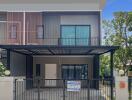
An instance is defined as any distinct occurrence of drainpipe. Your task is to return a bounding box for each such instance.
[23,12,26,45]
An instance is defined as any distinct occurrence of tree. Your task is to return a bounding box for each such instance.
[102,12,132,74]
[0,62,6,76]
[100,55,110,77]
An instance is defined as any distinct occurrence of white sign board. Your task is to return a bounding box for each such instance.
[67,81,81,91]
[115,76,128,100]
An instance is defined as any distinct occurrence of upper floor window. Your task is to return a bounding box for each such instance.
[0,16,5,21]
[61,25,90,46]
[10,25,17,39]
[0,13,6,21]
[36,25,44,39]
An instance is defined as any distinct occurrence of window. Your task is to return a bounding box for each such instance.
[36,64,41,77]
[0,14,6,21]
[62,64,88,79]
[61,25,90,46]
[61,26,76,45]
[0,16,5,21]
[36,25,44,39]
[10,25,17,39]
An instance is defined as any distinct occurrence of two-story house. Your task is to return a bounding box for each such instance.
[0,0,118,88]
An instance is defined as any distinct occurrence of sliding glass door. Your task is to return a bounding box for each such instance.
[61,26,75,45]
[62,64,88,79]
[61,25,90,46]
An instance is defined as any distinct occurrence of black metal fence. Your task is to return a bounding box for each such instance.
[14,78,113,100]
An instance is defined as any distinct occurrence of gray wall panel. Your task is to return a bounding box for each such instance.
[10,52,26,76]
[43,15,60,45]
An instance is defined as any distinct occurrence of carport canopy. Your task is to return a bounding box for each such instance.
[0,45,118,100]
[0,45,119,55]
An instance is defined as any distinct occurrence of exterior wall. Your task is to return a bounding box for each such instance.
[26,12,43,44]
[42,12,100,45]
[0,12,100,45]
[0,0,106,11]
[0,77,14,100]
[7,12,23,44]
[33,56,93,79]
[43,14,60,45]
[0,12,7,44]
[10,52,26,76]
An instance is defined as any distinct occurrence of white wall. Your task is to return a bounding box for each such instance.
[0,0,106,11]
[10,52,26,76]
[0,77,14,100]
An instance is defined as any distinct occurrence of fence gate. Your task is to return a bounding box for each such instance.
[14,79,112,100]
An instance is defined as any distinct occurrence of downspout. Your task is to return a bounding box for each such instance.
[23,12,26,45]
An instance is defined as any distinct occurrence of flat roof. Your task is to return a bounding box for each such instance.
[0,45,119,55]
[0,0,106,11]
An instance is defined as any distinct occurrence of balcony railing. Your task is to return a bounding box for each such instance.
[59,38,99,46]
[0,32,99,46]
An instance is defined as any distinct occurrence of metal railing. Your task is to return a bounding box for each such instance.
[14,78,113,100]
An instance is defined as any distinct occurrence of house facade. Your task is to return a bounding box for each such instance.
[0,0,117,84]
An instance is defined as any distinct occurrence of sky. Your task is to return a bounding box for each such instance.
[102,0,132,20]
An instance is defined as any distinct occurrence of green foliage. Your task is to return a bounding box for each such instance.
[0,62,6,76]
[100,55,110,77]
[102,11,132,74]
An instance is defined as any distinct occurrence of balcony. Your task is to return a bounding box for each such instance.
[0,20,99,46]
[0,28,99,46]
[27,36,99,46]
[0,12,100,46]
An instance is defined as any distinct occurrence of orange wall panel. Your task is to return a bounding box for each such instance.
[25,12,43,45]
[7,12,23,45]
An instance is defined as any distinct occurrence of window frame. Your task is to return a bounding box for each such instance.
[60,25,91,46]
[9,25,17,39]
[61,64,88,80]
[36,25,44,39]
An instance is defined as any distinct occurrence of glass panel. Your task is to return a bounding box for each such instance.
[61,26,75,46]
[62,64,88,79]
[68,65,74,79]
[75,65,82,79]
[37,26,44,39]
[62,65,68,79]
[10,25,17,39]
[81,64,88,79]
[76,26,90,46]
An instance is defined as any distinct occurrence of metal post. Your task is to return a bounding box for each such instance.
[110,51,114,100]
[7,49,10,70]
[14,79,17,100]
[63,80,65,100]
[87,79,90,100]
[38,79,40,100]
[23,12,26,45]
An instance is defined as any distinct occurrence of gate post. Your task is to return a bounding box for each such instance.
[37,78,40,100]
[110,51,114,100]
[87,79,90,100]
[63,80,65,100]
[14,79,17,100]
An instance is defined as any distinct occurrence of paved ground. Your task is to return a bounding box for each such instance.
[16,88,106,100]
